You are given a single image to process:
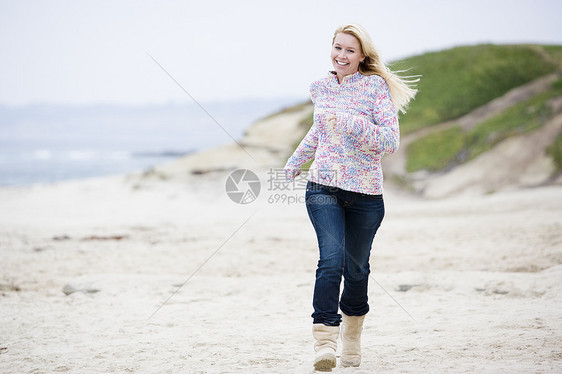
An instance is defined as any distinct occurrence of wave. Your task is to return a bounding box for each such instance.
[132,150,193,158]
[0,148,194,186]
[0,148,193,162]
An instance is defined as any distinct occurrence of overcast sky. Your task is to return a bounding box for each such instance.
[1,0,561,107]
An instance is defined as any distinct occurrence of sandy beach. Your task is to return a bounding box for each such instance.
[1,106,561,373]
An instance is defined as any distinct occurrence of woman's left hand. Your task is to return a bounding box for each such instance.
[324,113,339,140]
[325,113,337,126]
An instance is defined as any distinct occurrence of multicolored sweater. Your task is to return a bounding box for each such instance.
[284,71,399,195]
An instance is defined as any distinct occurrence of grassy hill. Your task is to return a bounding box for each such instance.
[406,73,562,172]
[396,44,561,134]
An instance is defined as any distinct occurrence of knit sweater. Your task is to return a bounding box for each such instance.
[284,71,399,195]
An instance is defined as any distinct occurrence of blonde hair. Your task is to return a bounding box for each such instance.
[333,23,419,114]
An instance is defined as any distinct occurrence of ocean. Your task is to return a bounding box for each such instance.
[0,98,301,186]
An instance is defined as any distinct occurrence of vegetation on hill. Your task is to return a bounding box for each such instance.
[406,76,562,172]
[547,133,562,172]
[395,44,561,134]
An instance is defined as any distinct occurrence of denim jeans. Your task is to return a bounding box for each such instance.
[305,181,385,326]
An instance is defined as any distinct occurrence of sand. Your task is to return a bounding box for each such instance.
[1,108,561,373]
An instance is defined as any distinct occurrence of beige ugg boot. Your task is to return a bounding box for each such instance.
[312,323,339,372]
[340,313,366,367]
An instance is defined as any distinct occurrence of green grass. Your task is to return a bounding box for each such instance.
[464,87,558,159]
[395,44,561,134]
[406,77,562,172]
[542,45,562,65]
[547,133,562,173]
[406,126,465,172]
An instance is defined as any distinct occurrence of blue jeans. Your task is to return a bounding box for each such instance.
[305,181,385,326]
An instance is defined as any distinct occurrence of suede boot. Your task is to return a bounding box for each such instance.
[340,313,366,367]
[312,323,339,372]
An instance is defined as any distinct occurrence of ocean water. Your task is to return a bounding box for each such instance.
[0,98,301,186]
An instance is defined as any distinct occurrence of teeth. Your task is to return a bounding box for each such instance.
[336,61,348,66]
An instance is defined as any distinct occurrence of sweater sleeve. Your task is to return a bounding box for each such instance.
[283,80,324,180]
[337,77,399,154]
[283,123,319,180]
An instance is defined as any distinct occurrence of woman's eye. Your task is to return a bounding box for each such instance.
[347,50,355,53]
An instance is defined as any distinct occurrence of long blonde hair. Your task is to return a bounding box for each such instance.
[333,23,419,114]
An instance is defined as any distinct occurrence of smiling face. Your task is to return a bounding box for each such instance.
[331,32,365,83]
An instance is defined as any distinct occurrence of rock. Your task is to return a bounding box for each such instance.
[53,235,71,241]
[397,284,419,292]
[62,283,100,296]
[80,235,128,241]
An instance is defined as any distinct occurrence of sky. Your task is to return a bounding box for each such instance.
[0,0,561,107]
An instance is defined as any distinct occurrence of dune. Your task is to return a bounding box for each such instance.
[1,99,561,374]
[383,72,562,198]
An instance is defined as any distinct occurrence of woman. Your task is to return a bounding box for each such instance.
[284,23,417,371]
